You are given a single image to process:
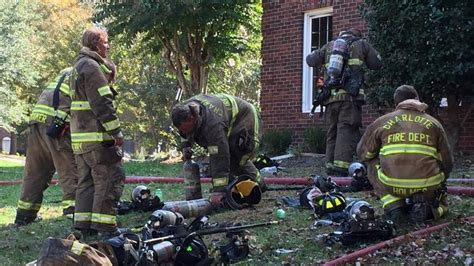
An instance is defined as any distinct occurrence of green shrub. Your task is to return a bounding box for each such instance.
[261,129,293,156]
[303,127,326,154]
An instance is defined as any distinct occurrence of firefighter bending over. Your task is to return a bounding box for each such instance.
[357,85,453,224]
[171,94,265,205]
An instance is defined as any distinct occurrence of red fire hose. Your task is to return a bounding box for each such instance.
[1,176,473,196]
[323,215,474,266]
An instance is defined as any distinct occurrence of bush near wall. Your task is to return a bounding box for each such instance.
[261,129,293,156]
[303,127,326,154]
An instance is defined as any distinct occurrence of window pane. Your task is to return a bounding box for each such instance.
[310,15,333,101]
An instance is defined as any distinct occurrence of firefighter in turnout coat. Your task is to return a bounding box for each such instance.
[357,85,453,224]
[70,27,125,236]
[306,28,382,175]
[171,94,263,203]
[15,68,78,226]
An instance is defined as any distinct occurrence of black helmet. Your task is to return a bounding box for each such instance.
[225,175,262,210]
[131,185,151,204]
[344,200,375,221]
[313,175,337,193]
[175,233,210,266]
[253,154,279,170]
[348,162,367,181]
[310,192,346,216]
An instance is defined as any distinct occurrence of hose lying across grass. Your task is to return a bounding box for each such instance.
[323,215,474,266]
[1,176,473,196]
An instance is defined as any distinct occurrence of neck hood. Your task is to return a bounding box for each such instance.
[396,99,428,112]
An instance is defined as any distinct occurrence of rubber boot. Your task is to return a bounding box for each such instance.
[408,193,433,224]
[385,207,406,225]
[14,213,42,227]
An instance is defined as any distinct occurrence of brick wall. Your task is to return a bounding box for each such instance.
[261,0,474,152]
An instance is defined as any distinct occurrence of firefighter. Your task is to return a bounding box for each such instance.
[357,85,453,224]
[70,27,125,238]
[171,94,264,204]
[306,28,382,176]
[14,68,78,226]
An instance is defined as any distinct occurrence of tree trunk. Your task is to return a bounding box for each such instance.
[9,131,17,155]
[189,64,209,96]
[444,95,462,155]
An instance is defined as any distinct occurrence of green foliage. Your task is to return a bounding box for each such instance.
[0,1,42,131]
[0,0,91,132]
[303,127,326,154]
[261,129,293,156]
[110,33,177,152]
[360,0,474,109]
[95,0,262,97]
[207,51,262,105]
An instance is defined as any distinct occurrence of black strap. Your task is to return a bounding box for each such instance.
[52,73,69,111]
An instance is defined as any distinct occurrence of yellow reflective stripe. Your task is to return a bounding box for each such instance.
[17,200,41,211]
[250,103,260,149]
[98,86,112,96]
[334,160,350,169]
[100,64,112,75]
[380,144,438,160]
[70,241,85,255]
[331,89,346,96]
[348,58,363,65]
[208,145,218,155]
[74,212,92,222]
[46,82,71,96]
[71,132,114,143]
[213,177,229,187]
[435,206,447,218]
[61,200,75,208]
[255,171,261,183]
[381,194,403,208]
[240,153,251,167]
[326,201,334,208]
[91,213,116,225]
[71,101,91,111]
[376,165,444,188]
[32,104,68,120]
[365,151,377,160]
[216,94,238,137]
[239,103,260,167]
[102,119,120,132]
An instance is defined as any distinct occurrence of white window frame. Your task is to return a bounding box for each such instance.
[302,7,333,113]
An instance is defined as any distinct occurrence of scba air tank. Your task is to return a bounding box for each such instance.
[151,241,176,263]
[162,198,212,218]
[327,38,348,79]
[183,160,202,200]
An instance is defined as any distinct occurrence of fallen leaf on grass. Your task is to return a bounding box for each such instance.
[275,248,299,254]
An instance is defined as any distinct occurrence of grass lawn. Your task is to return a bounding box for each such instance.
[0,158,473,265]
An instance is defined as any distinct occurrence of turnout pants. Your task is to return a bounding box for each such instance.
[325,100,362,172]
[73,146,125,232]
[366,160,448,219]
[17,123,77,218]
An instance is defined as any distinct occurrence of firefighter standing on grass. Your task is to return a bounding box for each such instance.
[357,85,453,224]
[171,94,265,205]
[306,28,382,176]
[70,27,125,238]
[15,67,78,226]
